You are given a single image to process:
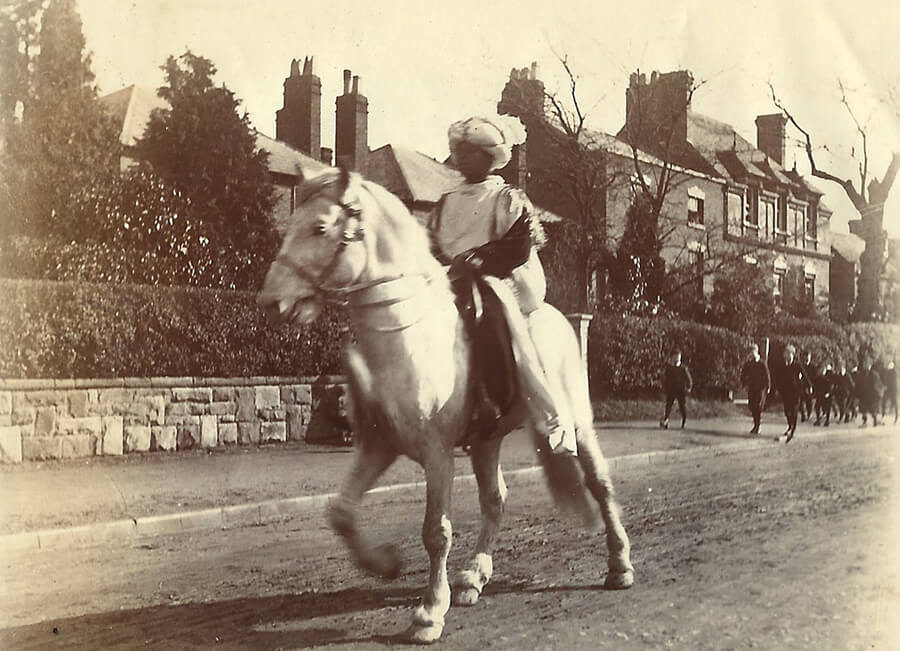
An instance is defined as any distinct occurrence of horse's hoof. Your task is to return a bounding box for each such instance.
[604,569,634,590]
[453,587,481,606]
[363,543,402,580]
[405,623,444,644]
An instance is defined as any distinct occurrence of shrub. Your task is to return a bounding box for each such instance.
[0,278,346,378]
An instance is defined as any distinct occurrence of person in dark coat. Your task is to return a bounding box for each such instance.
[740,343,770,435]
[659,350,693,429]
[813,362,834,426]
[831,362,856,424]
[879,359,898,425]
[848,363,864,422]
[773,344,808,442]
[858,358,884,427]
[798,351,815,422]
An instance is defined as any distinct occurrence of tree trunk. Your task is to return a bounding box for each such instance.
[853,206,886,321]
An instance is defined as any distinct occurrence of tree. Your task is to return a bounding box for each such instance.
[0,0,120,242]
[770,82,899,322]
[709,256,776,335]
[134,50,276,289]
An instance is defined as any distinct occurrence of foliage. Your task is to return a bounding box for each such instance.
[0,0,120,242]
[605,196,666,314]
[133,50,277,289]
[708,257,776,335]
[0,278,346,379]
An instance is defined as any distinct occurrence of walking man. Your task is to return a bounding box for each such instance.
[880,358,898,425]
[660,350,693,429]
[798,351,814,422]
[740,342,770,435]
[773,344,808,442]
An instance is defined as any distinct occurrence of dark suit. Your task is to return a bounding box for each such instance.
[831,371,855,423]
[857,368,885,425]
[740,358,770,432]
[661,363,693,427]
[880,365,898,424]
[813,369,834,426]
[774,359,808,437]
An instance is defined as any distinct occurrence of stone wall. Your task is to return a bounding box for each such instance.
[0,376,348,464]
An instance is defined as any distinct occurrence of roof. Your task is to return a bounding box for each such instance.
[368,144,463,203]
[99,85,166,147]
[255,131,327,179]
[100,85,324,180]
[831,232,866,263]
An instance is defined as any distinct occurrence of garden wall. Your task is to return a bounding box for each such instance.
[0,375,348,464]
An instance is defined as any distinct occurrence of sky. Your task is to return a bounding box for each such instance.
[77,0,900,237]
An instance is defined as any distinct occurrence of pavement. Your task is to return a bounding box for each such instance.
[1,413,896,552]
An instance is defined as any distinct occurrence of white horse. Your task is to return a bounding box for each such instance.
[258,168,633,644]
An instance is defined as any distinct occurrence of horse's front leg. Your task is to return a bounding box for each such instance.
[406,451,454,644]
[455,436,505,606]
[328,440,401,579]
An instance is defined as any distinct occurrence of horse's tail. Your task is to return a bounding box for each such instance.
[531,426,599,528]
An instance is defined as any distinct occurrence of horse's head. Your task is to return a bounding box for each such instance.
[258,167,440,326]
[258,167,370,325]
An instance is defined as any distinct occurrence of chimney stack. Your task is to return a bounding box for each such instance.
[335,69,368,173]
[624,69,693,148]
[276,56,321,157]
[755,113,787,166]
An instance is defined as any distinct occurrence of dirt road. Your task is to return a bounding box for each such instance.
[2,432,898,650]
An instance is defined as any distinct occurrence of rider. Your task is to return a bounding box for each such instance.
[428,115,576,455]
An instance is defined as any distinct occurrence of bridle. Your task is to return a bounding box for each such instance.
[273,185,436,332]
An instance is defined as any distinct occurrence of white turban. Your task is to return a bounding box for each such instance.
[448,115,527,171]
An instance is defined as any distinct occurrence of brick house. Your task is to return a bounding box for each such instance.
[497,66,836,314]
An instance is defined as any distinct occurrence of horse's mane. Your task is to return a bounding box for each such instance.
[296,168,446,282]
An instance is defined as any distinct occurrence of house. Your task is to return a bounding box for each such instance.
[99,79,327,230]
[830,231,865,322]
[497,65,835,313]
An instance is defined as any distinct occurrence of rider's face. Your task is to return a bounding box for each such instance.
[454,142,494,182]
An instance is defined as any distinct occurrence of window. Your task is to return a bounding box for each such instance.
[804,273,815,303]
[727,191,744,234]
[805,205,817,249]
[688,194,704,226]
[774,270,786,302]
[765,198,783,232]
[688,248,705,296]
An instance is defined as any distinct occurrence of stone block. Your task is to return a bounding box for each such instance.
[259,407,286,421]
[200,415,218,448]
[60,434,97,459]
[255,386,281,411]
[143,395,166,425]
[0,391,12,415]
[22,436,62,460]
[97,388,135,404]
[237,421,259,445]
[166,402,208,417]
[286,405,304,442]
[219,414,236,423]
[151,425,177,451]
[20,391,67,408]
[33,406,57,436]
[219,422,238,445]
[260,421,286,443]
[172,387,212,403]
[0,426,22,463]
[209,401,236,416]
[235,387,255,421]
[10,400,35,429]
[212,387,236,402]
[67,391,90,418]
[101,416,124,455]
[0,414,10,427]
[294,384,313,405]
[57,416,103,438]
[124,425,151,452]
[177,424,199,450]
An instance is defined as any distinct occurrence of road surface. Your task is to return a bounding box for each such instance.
[1,431,898,649]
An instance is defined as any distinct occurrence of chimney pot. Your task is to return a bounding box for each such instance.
[290,58,299,77]
[352,75,360,94]
[343,69,351,94]
[302,56,313,75]
[530,61,538,80]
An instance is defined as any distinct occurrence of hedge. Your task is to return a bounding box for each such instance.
[588,313,900,395]
[0,278,346,379]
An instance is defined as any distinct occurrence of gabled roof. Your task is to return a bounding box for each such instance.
[368,144,463,203]
[255,131,326,179]
[100,85,324,181]
[99,85,165,147]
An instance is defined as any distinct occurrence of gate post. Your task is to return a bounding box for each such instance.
[565,313,593,380]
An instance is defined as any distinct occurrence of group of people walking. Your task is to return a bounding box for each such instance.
[659,344,897,441]
[741,343,897,442]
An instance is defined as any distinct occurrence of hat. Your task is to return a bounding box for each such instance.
[448,115,527,171]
